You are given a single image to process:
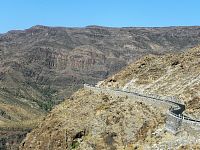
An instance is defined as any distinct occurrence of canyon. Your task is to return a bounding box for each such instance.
[1,25,200,149]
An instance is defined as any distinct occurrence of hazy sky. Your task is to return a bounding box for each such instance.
[1,0,200,33]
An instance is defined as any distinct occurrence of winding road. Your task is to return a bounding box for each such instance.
[84,84,200,128]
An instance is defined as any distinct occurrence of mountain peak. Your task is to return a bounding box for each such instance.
[29,25,50,30]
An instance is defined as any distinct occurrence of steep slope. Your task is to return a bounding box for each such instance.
[20,46,200,150]
[20,89,166,150]
[100,45,200,119]
[1,26,200,148]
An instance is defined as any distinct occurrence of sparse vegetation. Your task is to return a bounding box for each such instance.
[71,141,80,149]
[0,118,43,131]
[1,26,200,149]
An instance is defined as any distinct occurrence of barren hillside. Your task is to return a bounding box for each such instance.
[20,46,200,150]
[100,46,200,119]
[1,25,200,149]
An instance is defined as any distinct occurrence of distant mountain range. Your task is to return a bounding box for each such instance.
[1,25,200,149]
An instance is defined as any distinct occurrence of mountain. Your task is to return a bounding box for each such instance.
[19,46,200,149]
[1,25,200,149]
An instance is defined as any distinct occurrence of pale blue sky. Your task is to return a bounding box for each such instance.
[1,0,200,33]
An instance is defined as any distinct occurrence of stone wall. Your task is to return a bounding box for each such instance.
[84,84,173,107]
[165,112,182,134]
[84,84,200,134]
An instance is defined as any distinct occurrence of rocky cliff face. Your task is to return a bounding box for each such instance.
[1,25,200,149]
